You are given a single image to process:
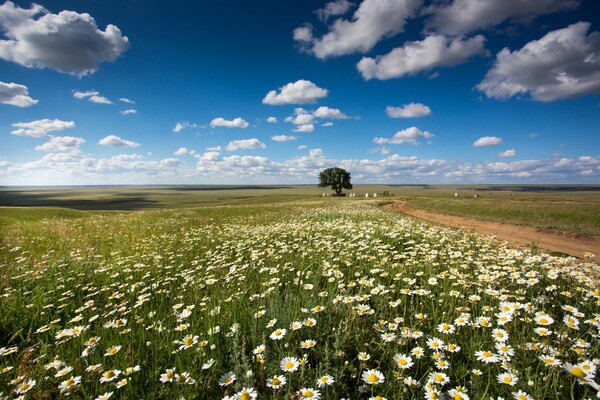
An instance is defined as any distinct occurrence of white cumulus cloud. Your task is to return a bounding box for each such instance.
[425,0,578,36]
[0,1,130,75]
[210,117,249,128]
[498,149,516,158]
[120,109,137,115]
[293,24,313,42]
[285,108,316,126]
[386,103,432,118]
[0,81,38,107]
[225,138,266,151]
[298,0,421,59]
[373,126,434,145]
[271,135,298,142]
[11,118,75,138]
[98,134,140,148]
[174,147,192,156]
[293,124,315,133]
[263,80,328,105]
[316,0,354,21]
[358,34,486,80]
[473,136,503,147]
[266,117,278,123]
[477,22,600,102]
[313,106,349,119]
[35,136,85,153]
[73,90,112,104]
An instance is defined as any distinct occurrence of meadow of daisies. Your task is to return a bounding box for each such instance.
[0,199,599,400]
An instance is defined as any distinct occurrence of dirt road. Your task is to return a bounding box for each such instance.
[383,201,600,261]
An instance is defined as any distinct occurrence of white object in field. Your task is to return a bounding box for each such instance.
[365,193,369,198]
[455,192,458,197]
[373,193,377,198]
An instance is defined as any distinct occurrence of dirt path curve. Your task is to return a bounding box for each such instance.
[383,201,600,261]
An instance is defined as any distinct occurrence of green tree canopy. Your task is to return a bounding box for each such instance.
[318,167,352,195]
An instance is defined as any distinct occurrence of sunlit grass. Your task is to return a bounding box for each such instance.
[0,200,598,399]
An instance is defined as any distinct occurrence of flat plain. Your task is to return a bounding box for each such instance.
[0,185,599,399]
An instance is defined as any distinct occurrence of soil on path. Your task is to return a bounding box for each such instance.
[383,201,600,262]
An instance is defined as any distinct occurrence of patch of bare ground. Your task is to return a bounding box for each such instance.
[383,201,600,262]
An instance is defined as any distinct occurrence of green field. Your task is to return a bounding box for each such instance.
[1,184,600,236]
[0,192,599,399]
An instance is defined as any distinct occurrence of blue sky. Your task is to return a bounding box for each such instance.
[0,0,599,185]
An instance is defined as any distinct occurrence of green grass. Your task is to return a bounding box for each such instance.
[0,207,91,226]
[2,184,600,237]
[403,195,600,236]
[0,199,598,399]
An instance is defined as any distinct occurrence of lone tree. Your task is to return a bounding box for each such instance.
[318,167,352,196]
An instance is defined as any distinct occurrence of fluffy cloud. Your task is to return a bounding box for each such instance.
[284,106,350,132]
[0,1,129,75]
[373,127,434,145]
[425,0,578,36]
[386,103,432,118]
[473,136,503,147]
[293,25,313,43]
[271,135,298,142]
[293,124,315,133]
[316,0,354,21]
[313,106,348,119]
[98,135,140,148]
[73,90,112,104]
[498,149,516,158]
[266,117,278,123]
[358,34,486,80]
[0,81,38,107]
[35,136,85,153]
[120,109,137,115]
[285,108,315,126]
[225,138,266,151]
[210,117,249,128]
[477,22,600,102]
[11,118,75,138]
[119,97,135,104]
[174,147,193,156]
[297,0,421,59]
[263,80,328,105]
[2,147,598,184]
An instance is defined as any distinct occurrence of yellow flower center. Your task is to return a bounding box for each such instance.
[105,370,115,378]
[398,359,407,365]
[571,367,586,378]
[435,374,444,383]
[285,362,295,369]
[368,373,379,383]
[454,394,462,400]
[483,351,492,357]
[272,378,280,385]
[304,390,315,397]
[184,337,193,346]
[503,376,513,383]
[539,318,548,324]
[240,392,250,400]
